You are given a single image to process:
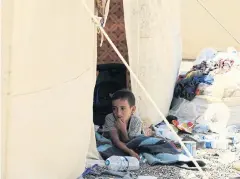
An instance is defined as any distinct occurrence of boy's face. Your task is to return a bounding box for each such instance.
[112,99,136,122]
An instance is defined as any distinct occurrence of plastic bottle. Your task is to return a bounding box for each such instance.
[227,125,240,133]
[139,154,147,164]
[105,156,140,171]
[193,124,209,134]
[227,46,238,55]
[203,140,217,149]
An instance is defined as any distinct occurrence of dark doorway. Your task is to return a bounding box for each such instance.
[93,63,127,126]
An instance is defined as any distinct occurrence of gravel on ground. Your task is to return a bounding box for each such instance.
[85,147,239,179]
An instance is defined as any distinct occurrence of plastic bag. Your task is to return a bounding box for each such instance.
[153,125,179,142]
[169,97,229,134]
[193,48,217,65]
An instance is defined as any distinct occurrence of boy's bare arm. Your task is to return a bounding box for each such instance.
[110,127,139,159]
[115,120,129,142]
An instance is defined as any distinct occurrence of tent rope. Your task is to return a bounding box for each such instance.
[81,0,208,178]
[197,0,240,45]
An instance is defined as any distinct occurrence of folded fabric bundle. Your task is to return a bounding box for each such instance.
[175,160,207,170]
[142,153,207,170]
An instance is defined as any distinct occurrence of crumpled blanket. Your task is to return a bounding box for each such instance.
[95,133,190,164]
[174,73,214,101]
[192,60,218,74]
[95,133,207,168]
[174,57,236,101]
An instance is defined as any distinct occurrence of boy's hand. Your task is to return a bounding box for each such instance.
[129,150,140,160]
[115,119,126,131]
[115,119,130,142]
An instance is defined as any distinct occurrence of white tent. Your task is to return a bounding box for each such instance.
[182,0,240,59]
[2,0,99,178]
[1,0,239,178]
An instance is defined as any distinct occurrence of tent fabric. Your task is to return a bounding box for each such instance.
[182,0,240,59]
[87,124,101,160]
[1,0,14,177]
[123,0,182,125]
[2,0,98,178]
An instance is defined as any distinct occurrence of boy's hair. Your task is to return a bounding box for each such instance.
[111,89,135,106]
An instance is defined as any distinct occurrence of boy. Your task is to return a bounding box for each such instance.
[102,89,142,159]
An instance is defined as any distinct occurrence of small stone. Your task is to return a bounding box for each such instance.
[187,173,197,179]
[212,153,219,157]
[233,161,240,171]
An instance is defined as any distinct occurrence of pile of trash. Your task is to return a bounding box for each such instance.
[154,46,240,151]
[154,115,239,151]
[174,47,240,102]
[167,47,240,135]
